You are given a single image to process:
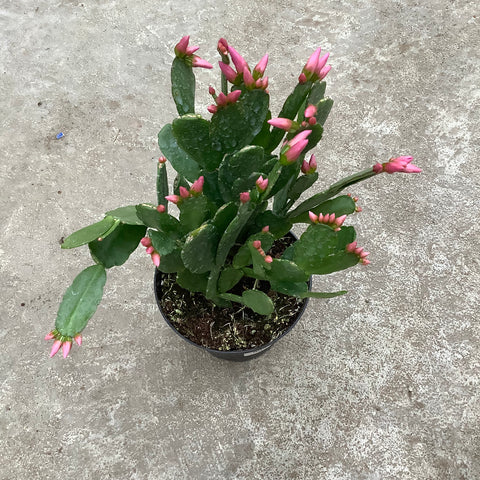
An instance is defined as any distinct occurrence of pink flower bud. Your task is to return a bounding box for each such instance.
[185,45,200,56]
[298,72,307,84]
[262,226,269,233]
[253,240,262,249]
[254,54,269,76]
[207,105,218,114]
[140,237,152,247]
[335,215,347,227]
[304,47,322,74]
[268,118,294,131]
[208,86,216,96]
[361,259,371,265]
[217,38,228,56]
[324,213,330,223]
[315,53,330,76]
[318,64,331,80]
[174,35,190,56]
[156,204,166,213]
[239,192,250,204]
[146,246,154,255]
[264,255,273,264]
[301,160,309,174]
[255,175,268,192]
[308,117,317,125]
[179,186,190,199]
[50,340,62,358]
[219,61,238,83]
[346,241,357,252]
[228,45,249,73]
[74,334,82,346]
[243,66,255,88]
[216,92,227,106]
[158,156,167,164]
[304,104,317,118]
[44,331,55,341]
[62,341,72,359]
[165,195,181,204]
[191,56,213,69]
[308,211,318,223]
[190,175,204,194]
[373,163,383,174]
[289,129,312,146]
[284,140,309,163]
[226,89,242,103]
[151,252,161,267]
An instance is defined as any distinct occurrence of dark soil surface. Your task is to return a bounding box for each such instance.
[156,235,309,351]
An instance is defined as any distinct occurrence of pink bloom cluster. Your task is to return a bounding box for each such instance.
[301,154,317,175]
[207,89,242,114]
[268,103,319,134]
[218,40,269,90]
[280,130,312,164]
[165,176,205,204]
[347,193,362,212]
[174,36,213,69]
[252,240,273,264]
[299,47,331,84]
[308,211,347,231]
[255,175,268,192]
[141,236,160,267]
[346,241,370,265]
[373,156,422,174]
[239,192,250,204]
[45,330,82,358]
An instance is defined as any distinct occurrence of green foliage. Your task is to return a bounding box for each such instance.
[289,195,356,223]
[210,90,269,155]
[61,217,117,249]
[179,196,209,231]
[218,267,243,293]
[171,57,195,116]
[219,289,274,315]
[158,124,201,182]
[315,98,334,126]
[172,115,222,171]
[89,224,146,268]
[55,265,107,337]
[149,229,177,256]
[105,206,144,225]
[157,162,169,209]
[181,223,219,274]
[177,269,209,293]
[136,204,182,234]
[157,249,184,273]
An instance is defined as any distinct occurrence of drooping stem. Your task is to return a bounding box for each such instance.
[287,167,377,218]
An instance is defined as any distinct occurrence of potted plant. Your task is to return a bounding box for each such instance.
[44,36,421,360]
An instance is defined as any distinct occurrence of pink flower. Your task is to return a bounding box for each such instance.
[140,237,152,247]
[309,211,318,223]
[156,204,166,213]
[208,86,216,96]
[253,54,269,77]
[239,192,250,204]
[373,156,421,174]
[289,129,312,146]
[151,252,161,267]
[207,105,218,114]
[226,90,242,103]
[146,246,154,255]
[217,38,229,56]
[243,66,255,88]
[228,45,249,74]
[262,225,270,233]
[219,61,238,83]
[190,175,204,194]
[158,156,167,164]
[174,35,212,69]
[298,72,307,84]
[191,56,213,69]
[302,47,331,82]
[304,104,317,119]
[264,255,273,264]
[179,186,190,199]
[268,118,294,131]
[252,240,262,249]
[165,195,181,204]
[255,175,268,192]
[301,154,317,174]
[346,241,370,265]
[45,329,82,358]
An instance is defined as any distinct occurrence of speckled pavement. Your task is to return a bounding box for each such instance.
[1,1,479,479]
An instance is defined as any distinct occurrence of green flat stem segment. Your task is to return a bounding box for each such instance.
[287,168,377,219]
[55,265,107,337]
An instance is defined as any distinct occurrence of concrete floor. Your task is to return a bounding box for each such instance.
[1,0,479,479]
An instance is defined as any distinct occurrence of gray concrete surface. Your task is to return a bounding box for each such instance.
[1,0,479,479]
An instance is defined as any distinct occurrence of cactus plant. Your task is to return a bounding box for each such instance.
[45,36,421,358]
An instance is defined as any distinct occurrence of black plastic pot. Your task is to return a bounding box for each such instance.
[154,232,311,362]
